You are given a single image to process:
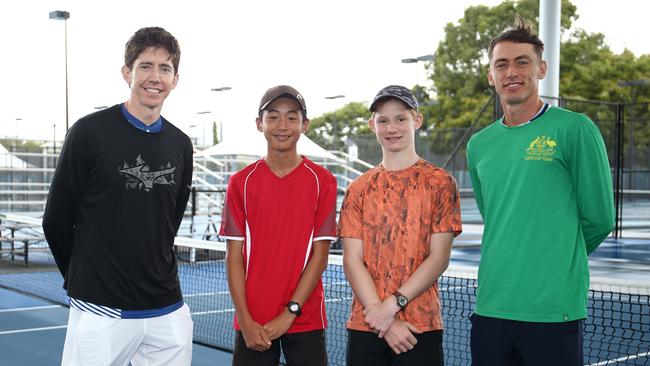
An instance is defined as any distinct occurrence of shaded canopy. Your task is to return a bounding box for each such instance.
[199,127,340,161]
[0,144,31,168]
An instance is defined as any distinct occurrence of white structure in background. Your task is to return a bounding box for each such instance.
[539,0,561,105]
[188,127,356,243]
[195,126,370,195]
[199,127,340,161]
[0,144,46,212]
[0,144,32,168]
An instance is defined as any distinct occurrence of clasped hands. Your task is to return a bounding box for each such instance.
[240,311,296,352]
[363,298,422,354]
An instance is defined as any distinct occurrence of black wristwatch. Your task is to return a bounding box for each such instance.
[393,291,409,311]
[286,301,302,316]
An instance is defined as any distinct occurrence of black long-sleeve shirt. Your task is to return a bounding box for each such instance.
[43,104,193,310]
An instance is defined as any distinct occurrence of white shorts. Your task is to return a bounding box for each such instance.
[62,303,193,366]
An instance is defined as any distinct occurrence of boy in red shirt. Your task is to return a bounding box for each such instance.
[220,85,337,366]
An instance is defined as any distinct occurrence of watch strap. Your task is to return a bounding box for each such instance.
[286,300,302,316]
[392,291,408,311]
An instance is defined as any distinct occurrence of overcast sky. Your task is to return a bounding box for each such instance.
[2,0,648,144]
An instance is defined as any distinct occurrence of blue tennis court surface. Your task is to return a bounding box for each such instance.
[0,287,234,365]
[1,221,649,365]
[1,247,649,365]
[0,288,68,365]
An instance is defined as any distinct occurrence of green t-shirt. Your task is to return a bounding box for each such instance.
[466,105,614,322]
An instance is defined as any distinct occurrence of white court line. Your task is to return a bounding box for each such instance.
[191,296,355,315]
[325,297,353,303]
[184,291,230,298]
[0,305,61,313]
[587,350,650,365]
[323,282,349,287]
[192,309,235,316]
[440,285,477,291]
[0,325,67,335]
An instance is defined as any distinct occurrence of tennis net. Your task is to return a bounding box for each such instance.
[0,234,648,365]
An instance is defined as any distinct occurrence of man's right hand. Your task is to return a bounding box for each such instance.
[240,318,272,352]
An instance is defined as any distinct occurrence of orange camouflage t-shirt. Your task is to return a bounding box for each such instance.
[338,159,462,332]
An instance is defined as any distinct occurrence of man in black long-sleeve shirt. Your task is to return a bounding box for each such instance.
[43,27,193,366]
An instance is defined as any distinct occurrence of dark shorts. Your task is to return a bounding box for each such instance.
[470,313,584,366]
[233,329,326,366]
[346,329,444,366]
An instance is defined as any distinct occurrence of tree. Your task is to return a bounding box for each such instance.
[561,31,650,103]
[306,102,372,151]
[212,121,219,144]
[421,0,650,165]
[308,0,650,162]
[559,31,650,154]
[427,0,578,130]
[0,139,42,152]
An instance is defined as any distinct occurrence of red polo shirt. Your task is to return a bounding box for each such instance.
[220,157,337,333]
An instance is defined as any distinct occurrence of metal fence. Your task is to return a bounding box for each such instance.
[1,97,649,238]
[347,95,650,239]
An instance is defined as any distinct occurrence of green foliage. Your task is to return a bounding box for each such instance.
[309,0,650,158]
[428,0,577,130]
[562,31,650,102]
[306,102,372,151]
[422,0,650,156]
[212,121,219,144]
[561,31,650,150]
[0,139,43,152]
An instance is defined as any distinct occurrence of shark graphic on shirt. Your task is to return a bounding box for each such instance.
[118,155,176,191]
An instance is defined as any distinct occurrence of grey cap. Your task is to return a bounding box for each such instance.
[369,85,418,112]
[258,85,307,117]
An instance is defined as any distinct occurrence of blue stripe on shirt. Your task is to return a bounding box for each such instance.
[69,298,120,318]
[121,301,184,319]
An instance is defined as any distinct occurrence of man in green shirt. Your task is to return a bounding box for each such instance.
[467,16,614,365]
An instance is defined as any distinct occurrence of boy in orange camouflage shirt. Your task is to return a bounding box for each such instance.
[339,85,462,365]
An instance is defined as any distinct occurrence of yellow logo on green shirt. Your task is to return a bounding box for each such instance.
[525,135,557,161]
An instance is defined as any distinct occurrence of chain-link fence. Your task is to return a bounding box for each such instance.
[346,96,650,239]
[1,97,649,238]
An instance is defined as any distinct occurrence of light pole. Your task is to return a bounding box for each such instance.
[401,54,434,87]
[49,10,70,132]
[325,95,345,151]
[210,87,232,143]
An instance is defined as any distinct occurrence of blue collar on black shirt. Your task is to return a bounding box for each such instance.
[120,103,163,133]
